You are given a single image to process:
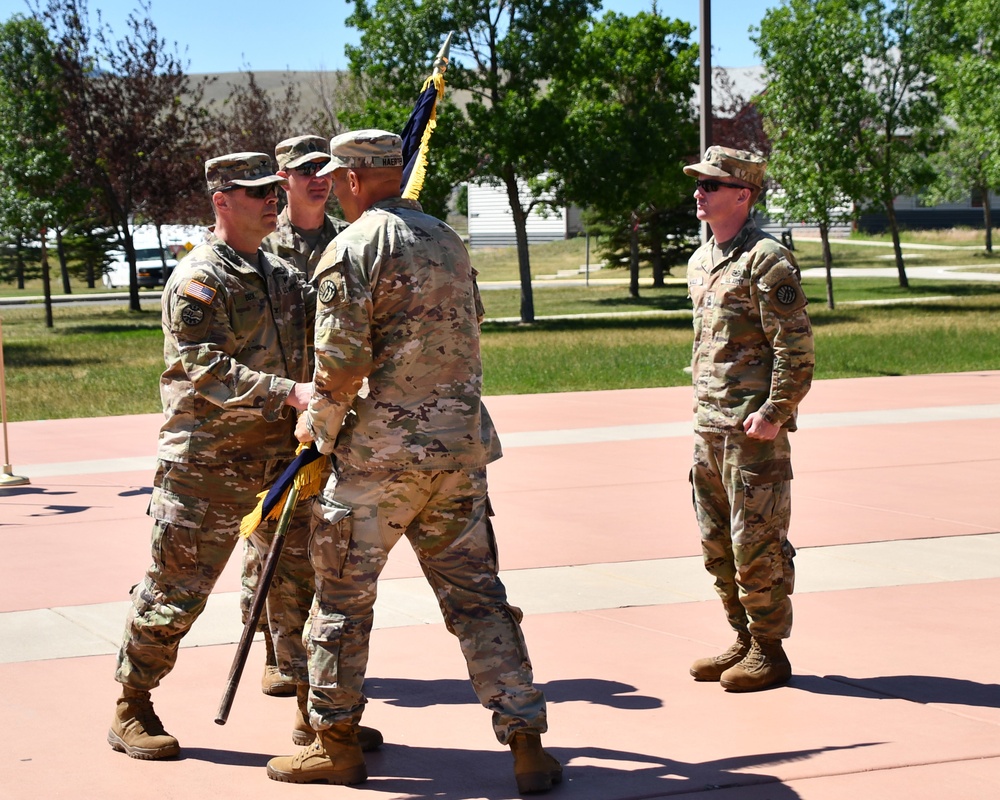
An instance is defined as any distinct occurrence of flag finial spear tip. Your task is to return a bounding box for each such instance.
[433,31,453,74]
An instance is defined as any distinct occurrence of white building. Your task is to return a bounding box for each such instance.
[466,181,583,248]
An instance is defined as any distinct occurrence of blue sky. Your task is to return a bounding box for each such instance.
[0,0,772,74]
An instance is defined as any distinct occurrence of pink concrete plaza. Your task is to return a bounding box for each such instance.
[2,371,999,799]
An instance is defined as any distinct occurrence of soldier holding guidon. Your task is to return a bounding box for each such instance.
[266,129,561,795]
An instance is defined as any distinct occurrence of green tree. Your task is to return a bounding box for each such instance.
[754,0,945,290]
[754,0,871,309]
[926,0,1000,252]
[36,0,213,312]
[555,8,699,296]
[345,0,599,323]
[0,14,73,327]
[854,0,946,287]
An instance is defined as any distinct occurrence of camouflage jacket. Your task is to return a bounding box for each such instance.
[261,206,348,281]
[157,232,315,463]
[302,196,499,470]
[687,217,814,433]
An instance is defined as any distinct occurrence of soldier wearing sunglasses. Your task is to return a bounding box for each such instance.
[683,146,815,693]
[261,134,349,281]
[108,152,345,760]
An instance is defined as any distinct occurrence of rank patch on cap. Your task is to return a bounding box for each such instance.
[184,279,216,305]
[775,284,799,305]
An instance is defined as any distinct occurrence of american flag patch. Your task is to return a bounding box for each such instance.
[184,279,216,305]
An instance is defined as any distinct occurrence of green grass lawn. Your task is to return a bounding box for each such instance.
[3,231,999,421]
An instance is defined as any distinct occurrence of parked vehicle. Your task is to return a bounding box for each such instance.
[102,225,201,289]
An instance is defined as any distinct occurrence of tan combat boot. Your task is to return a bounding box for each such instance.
[292,685,384,751]
[689,631,752,681]
[267,723,367,785]
[509,729,562,794]
[720,636,792,692]
[107,687,180,759]
[261,627,296,697]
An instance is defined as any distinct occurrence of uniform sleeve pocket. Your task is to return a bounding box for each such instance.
[739,458,793,486]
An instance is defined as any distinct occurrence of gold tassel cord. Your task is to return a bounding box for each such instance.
[239,445,325,539]
[402,72,446,201]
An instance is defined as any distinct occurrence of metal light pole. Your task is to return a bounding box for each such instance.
[0,317,30,488]
[700,0,712,243]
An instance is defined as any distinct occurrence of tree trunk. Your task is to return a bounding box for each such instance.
[884,199,908,288]
[629,211,640,299]
[502,168,534,324]
[57,229,72,294]
[121,225,142,313]
[820,220,835,310]
[984,196,993,254]
[41,228,54,329]
[156,222,169,271]
[650,234,664,287]
[15,236,25,290]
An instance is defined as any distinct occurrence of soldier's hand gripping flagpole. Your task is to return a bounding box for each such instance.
[215,443,324,725]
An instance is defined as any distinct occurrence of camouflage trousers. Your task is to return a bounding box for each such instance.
[305,465,547,745]
[115,458,315,690]
[691,429,797,640]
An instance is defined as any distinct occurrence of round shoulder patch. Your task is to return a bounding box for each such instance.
[775,284,799,305]
[318,274,344,305]
[180,303,205,326]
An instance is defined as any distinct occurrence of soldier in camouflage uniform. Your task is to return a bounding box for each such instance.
[684,146,814,693]
[108,152,323,760]
[265,130,560,795]
[243,134,349,698]
[260,134,349,280]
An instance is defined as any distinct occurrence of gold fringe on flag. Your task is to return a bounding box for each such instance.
[239,444,326,539]
[402,72,446,201]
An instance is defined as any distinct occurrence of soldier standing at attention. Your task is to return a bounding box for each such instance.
[107,153,379,758]
[684,146,814,693]
[265,130,561,795]
[245,133,348,699]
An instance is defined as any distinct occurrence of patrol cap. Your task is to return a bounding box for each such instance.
[683,146,766,190]
[317,129,404,176]
[275,134,331,170]
[205,152,287,192]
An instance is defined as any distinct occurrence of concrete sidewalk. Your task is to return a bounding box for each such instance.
[2,372,999,799]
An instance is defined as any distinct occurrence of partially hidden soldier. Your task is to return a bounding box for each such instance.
[243,134,349,699]
[265,130,561,795]
[684,146,815,692]
[108,151,382,759]
[261,133,349,280]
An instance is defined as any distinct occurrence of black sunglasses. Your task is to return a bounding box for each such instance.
[696,179,746,193]
[219,183,280,199]
[293,160,327,177]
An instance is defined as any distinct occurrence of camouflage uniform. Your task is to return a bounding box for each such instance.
[300,195,547,745]
[115,232,317,690]
[245,135,345,634]
[261,207,348,281]
[246,206,344,641]
[687,216,814,641]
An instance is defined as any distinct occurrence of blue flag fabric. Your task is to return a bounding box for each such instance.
[400,79,441,194]
[260,443,324,520]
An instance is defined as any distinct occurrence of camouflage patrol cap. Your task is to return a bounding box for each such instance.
[316,129,404,176]
[205,152,287,192]
[275,134,331,170]
[683,146,767,189]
